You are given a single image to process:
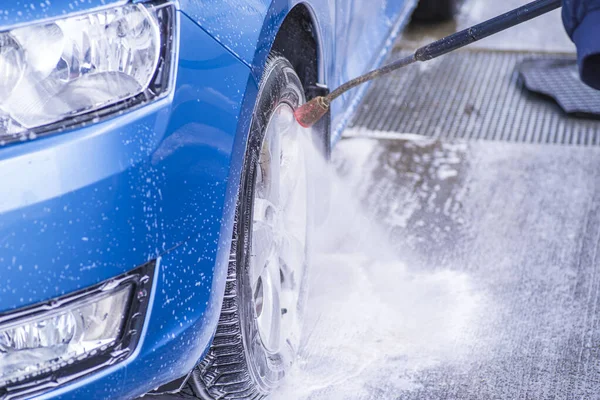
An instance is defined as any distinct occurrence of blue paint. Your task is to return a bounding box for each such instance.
[0,0,412,397]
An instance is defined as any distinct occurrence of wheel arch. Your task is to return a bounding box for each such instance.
[265,2,332,155]
[270,4,324,95]
[244,1,331,97]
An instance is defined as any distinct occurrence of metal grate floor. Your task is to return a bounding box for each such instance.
[349,50,600,146]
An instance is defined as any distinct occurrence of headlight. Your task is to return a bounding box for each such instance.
[0,1,176,143]
[0,261,155,398]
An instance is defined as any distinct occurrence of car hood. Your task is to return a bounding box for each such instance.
[0,0,125,30]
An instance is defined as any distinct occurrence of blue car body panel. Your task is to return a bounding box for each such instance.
[0,0,415,398]
[1,13,256,399]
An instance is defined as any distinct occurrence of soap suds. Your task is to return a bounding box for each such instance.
[272,135,485,400]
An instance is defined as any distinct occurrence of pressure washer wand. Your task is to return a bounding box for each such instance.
[294,0,562,128]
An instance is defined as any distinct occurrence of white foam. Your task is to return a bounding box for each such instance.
[272,136,485,400]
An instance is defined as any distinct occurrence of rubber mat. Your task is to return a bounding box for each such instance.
[349,50,600,145]
[519,58,600,117]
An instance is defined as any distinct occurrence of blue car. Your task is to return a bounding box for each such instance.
[0,0,431,398]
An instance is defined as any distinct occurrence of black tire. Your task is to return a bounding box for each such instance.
[188,56,313,400]
[412,0,458,22]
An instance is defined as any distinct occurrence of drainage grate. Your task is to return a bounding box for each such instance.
[349,50,600,146]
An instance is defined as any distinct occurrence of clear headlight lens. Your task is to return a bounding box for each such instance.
[0,2,175,140]
[0,285,131,387]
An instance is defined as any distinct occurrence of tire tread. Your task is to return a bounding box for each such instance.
[189,216,265,400]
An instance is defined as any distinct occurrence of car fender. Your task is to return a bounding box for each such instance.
[179,0,334,87]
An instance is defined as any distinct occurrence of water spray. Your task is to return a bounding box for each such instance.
[294,0,562,128]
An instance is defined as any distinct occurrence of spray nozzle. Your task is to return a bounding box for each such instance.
[294,96,331,128]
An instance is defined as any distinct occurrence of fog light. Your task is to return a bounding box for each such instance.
[0,261,155,398]
[0,285,131,387]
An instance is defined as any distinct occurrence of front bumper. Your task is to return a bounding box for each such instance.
[0,12,257,399]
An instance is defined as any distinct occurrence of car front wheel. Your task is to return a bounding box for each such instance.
[188,55,314,400]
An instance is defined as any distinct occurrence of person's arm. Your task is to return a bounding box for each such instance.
[562,0,600,89]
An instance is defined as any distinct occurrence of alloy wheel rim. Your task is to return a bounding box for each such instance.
[250,102,308,356]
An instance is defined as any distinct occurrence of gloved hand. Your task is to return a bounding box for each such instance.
[562,0,600,90]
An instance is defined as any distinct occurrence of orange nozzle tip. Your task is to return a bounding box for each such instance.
[294,97,330,128]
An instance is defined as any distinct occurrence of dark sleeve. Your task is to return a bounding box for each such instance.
[562,0,600,90]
